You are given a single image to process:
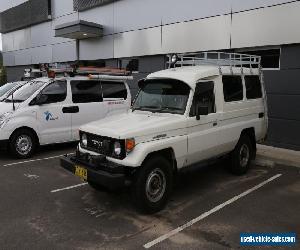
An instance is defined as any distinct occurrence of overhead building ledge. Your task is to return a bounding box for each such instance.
[55,20,103,40]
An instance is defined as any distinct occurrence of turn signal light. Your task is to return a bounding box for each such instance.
[126,138,135,153]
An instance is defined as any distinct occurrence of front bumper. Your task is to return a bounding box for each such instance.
[60,151,131,190]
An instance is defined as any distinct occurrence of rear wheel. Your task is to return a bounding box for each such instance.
[9,129,37,159]
[229,135,253,175]
[132,155,173,214]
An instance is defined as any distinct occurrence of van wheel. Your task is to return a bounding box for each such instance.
[132,156,173,214]
[9,129,37,159]
[229,135,253,175]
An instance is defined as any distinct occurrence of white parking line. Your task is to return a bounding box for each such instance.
[51,183,88,193]
[2,153,74,167]
[143,174,282,249]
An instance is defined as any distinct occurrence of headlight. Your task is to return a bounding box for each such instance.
[113,141,122,156]
[81,133,88,147]
[0,112,12,129]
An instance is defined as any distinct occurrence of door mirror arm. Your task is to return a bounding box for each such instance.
[196,105,209,120]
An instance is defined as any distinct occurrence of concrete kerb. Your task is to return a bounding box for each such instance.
[256,144,300,168]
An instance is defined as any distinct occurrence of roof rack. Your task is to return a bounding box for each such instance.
[42,65,133,79]
[167,52,261,71]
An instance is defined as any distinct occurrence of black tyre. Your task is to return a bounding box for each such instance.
[132,155,173,214]
[229,135,254,175]
[9,129,37,159]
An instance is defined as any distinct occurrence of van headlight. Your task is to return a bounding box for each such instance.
[81,133,88,147]
[113,141,122,156]
[0,112,12,128]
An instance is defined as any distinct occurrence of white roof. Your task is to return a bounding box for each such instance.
[147,65,259,90]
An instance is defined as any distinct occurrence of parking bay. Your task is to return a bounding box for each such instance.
[0,146,299,250]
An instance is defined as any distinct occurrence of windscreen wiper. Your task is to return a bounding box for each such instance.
[132,106,161,112]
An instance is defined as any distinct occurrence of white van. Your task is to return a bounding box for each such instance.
[0,71,132,158]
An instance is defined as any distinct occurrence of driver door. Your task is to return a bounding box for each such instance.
[187,81,220,165]
[36,80,72,145]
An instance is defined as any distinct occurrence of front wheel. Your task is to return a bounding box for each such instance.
[9,129,37,159]
[132,156,173,214]
[229,135,254,175]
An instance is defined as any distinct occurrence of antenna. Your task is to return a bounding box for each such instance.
[12,91,15,111]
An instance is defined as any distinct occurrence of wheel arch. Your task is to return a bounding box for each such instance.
[142,147,178,173]
[9,126,40,145]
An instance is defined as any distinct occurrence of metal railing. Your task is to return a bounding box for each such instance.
[167,52,261,70]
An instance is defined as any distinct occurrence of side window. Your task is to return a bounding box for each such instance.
[245,75,263,99]
[41,80,67,104]
[71,81,103,103]
[101,81,127,99]
[223,76,243,102]
[190,81,215,117]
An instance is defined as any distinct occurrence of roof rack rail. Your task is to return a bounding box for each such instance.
[167,52,261,70]
[42,64,133,79]
[76,66,131,76]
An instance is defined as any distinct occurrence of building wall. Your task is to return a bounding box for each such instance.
[1,0,300,151]
[264,45,300,150]
[1,0,298,65]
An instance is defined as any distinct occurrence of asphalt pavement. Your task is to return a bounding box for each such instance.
[0,144,299,249]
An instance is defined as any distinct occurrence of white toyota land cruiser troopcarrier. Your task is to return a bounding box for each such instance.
[60,52,268,213]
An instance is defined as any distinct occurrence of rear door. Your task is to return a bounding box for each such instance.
[186,81,220,165]
[70,80,109,140]
[101,81,131,116]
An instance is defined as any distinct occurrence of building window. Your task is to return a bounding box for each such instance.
[237,49,280,69]
[119,58,139,72]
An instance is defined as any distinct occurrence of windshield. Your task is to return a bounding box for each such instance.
[132,78,190,114]
[0,82,19,98]
[4,80,46,103]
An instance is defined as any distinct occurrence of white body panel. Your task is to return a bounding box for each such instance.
[78,65,267,170]
[0,76,131,146]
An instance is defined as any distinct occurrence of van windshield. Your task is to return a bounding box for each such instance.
[4,80,46,103]
[132,78,190,114]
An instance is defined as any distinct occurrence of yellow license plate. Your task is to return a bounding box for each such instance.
[75,166,87,181]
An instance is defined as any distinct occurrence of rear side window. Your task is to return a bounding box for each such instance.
[245,75,263,99]
[101,81,127,99]
[222,76,243,102]
[71,81,103,103]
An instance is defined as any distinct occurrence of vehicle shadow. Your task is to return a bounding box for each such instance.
[89,159,246,216]
[0,142,77,161]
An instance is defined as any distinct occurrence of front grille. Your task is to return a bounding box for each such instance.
[80,132,126,160]
[84,133,111,155]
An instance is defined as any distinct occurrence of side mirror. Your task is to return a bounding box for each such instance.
[196,105,209,120]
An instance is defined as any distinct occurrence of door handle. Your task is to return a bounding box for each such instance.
[259,112,264,118]
[213,122,218,127]
[62,106,79,113]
